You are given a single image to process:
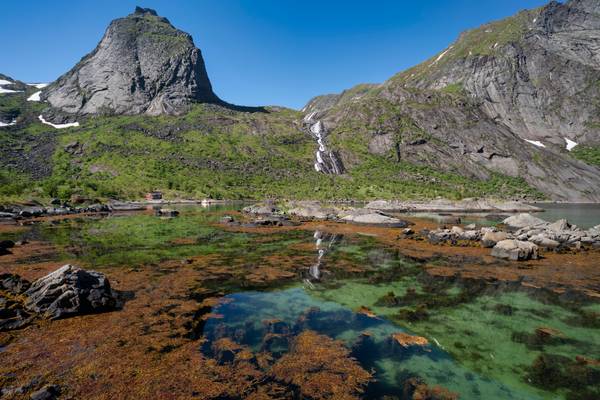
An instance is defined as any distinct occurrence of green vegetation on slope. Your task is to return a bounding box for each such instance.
[571,145,600,167]
[0,91,542,203]
[391,7,540,85]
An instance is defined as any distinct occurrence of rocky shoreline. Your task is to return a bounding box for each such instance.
[235,201,600,263]
[425,213,600,260]
[0,199,236,220]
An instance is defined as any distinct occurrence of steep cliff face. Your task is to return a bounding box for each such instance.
[395,0,600,148]
[302,0,600,201]
[42,7,221,116]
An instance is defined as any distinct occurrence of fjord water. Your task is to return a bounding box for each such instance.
[533,203,600,229]
[4,205,599,399]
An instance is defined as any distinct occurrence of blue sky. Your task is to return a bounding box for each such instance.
[1,0,550,109]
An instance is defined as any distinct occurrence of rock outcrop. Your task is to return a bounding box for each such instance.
[41,7,221,116]
[24,265,116,319]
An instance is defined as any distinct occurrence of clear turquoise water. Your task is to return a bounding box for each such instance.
[2,205,599,399]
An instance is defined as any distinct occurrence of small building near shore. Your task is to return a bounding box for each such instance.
[145,191,163,201]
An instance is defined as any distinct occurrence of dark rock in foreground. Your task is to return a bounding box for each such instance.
[29,384,61,400]
[0,274,33,331]
[24,265,117,319]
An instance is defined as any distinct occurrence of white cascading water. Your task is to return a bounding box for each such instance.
[304,113,343,174]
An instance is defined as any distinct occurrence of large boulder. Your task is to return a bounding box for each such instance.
[529,234,561,249]
[491,240,539,261]
[502,213,548,229]
[481,231,509,248]
[341,213,409,228]
[547,219,572,232]
[286,201,335,220]
[24,265,116,319]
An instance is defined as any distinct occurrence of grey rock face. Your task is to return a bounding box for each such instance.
[42,7,221,116]
[24,265,116,319]
[410,0,600,147]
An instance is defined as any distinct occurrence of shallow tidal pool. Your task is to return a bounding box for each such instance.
[1,205,599,399]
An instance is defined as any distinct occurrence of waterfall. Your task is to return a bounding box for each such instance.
[304,113,344,174]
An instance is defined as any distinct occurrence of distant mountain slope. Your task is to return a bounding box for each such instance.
[303,0,600,201]
[395,0,600,148]
[42,7,221,116]
[2,2,600,202]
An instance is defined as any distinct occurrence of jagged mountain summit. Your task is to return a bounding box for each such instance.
[42,6,221,116]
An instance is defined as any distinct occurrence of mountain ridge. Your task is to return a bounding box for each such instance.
[301,0,600,201]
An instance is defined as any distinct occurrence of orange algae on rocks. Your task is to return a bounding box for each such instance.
[404,377,459,400]
[356,306,378,319]
[270,331,372,399]
[392,332,429,348]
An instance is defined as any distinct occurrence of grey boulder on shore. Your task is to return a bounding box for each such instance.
[25,265,117,319]
[491,240,539,261]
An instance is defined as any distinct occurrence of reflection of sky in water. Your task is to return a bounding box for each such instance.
[202,287,542,399]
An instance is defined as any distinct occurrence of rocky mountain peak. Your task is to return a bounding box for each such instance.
[568,0,600,13]
[42,7,222,116]
[133,6,158,16]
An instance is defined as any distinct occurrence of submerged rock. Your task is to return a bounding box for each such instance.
[403,377,458,400]
[270,331,372,399]
[391,332,429,348]
[156,208,179,217]
[491,240,539,261]
[24,265,117,319]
